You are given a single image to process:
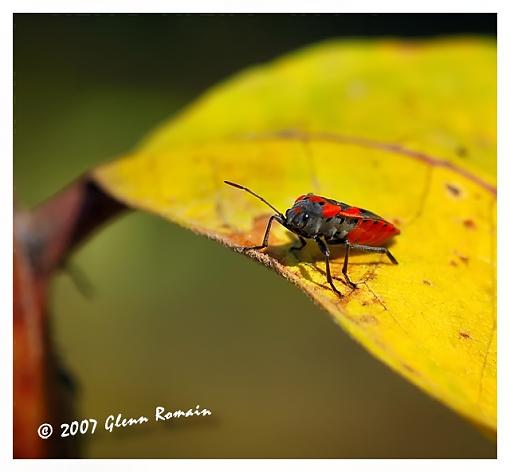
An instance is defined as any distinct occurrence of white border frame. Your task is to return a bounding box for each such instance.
[2,2,507,470]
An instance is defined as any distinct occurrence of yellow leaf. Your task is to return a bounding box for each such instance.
[93,38,496,433]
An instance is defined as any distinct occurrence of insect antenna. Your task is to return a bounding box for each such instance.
[224,181,284,218]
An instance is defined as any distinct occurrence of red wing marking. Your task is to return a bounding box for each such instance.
[322,202,343,218]
[308,195,326,204]
[348,219,400,245]
[341,207,361,216]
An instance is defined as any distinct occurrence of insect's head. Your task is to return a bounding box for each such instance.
[283,195,321,236]
[223,182,320,238]
[285,207,310,230]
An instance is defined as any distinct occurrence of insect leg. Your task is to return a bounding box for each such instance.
[290,236,307,252]
[241,214,281,251]
[315,238,343,297]
[348,243,399,265]
[342,243,357,289]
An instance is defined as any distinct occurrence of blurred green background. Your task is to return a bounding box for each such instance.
[14,14,496,458]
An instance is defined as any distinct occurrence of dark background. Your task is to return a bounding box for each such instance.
[14,14,496,458]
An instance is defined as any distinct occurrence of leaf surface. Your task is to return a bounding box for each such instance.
[93,39,496,432]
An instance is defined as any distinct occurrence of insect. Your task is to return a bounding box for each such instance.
[224,180,400,297]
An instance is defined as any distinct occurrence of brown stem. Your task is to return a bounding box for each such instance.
[13,176,126,458]
[16,177,126,278]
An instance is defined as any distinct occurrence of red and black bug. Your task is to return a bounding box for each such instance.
[224,180,400,297]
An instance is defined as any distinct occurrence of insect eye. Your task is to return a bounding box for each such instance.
[303,213,310,222]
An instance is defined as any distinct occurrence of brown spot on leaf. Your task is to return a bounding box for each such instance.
[456,146,468,158]
[422,279,432,286]
[459,331,471,340]
[457,253,469,264]
[446,183,462,197]
[463,219,476,230]
[450,252,469,266]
